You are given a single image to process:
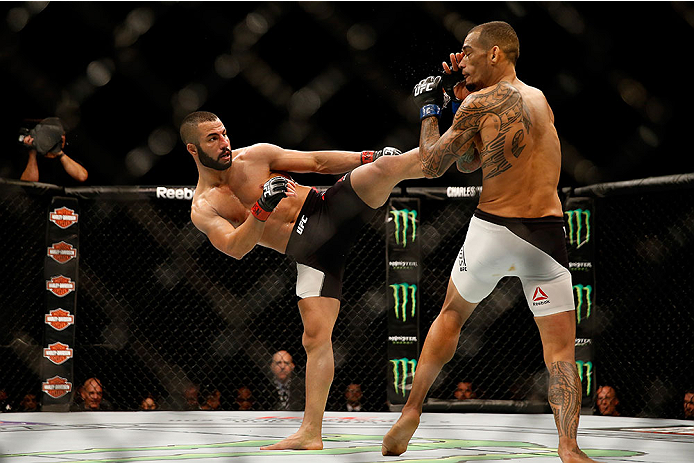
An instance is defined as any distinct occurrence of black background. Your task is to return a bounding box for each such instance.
[1,2,692,188]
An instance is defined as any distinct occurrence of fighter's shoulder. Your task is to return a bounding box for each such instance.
[240,143,285,158]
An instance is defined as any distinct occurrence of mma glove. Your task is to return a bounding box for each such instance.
[251,176,289,222]
[413,75,443,120]
[361,147,402,164]
[441,69,465,114]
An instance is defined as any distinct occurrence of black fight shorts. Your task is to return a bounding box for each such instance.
[285,172,378,300]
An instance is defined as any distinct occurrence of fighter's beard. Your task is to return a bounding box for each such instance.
[198,145,231,171]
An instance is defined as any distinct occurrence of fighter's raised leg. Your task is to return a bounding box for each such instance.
[382,278,478,456]
[350,148,423,209]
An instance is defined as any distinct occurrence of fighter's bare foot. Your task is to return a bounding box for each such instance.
[559,446,601,463]
[260,432,323,451]
[381,408,420,456]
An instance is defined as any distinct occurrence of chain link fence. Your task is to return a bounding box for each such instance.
[1,176,692,417]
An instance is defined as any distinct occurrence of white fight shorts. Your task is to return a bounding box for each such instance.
[451,209,574,317]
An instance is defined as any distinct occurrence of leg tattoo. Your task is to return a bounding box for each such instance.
[548,361,581,439]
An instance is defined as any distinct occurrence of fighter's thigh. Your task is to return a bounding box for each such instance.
[521,269,574,318]
[449,222,504,304]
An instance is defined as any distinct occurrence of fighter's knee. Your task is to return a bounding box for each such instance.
[301,330,332,352]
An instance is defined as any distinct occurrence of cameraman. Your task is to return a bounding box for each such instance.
[19,117,88,184]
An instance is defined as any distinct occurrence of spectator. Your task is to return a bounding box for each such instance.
[235,386,258,411]
[684,389,694,420]
[0,388,12,412]
[70,377,113,411]
[19,117,88,185]
[453,381,477,400]
[182,384,201,410]
[596,385,621,417]
[17,393,39,412]
[201,387,222,411]
[140,394,157,411]
[344,383,364,412]
[263,350,305,411]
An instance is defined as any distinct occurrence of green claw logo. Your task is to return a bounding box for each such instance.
[390,283,417,322]
[565,208,591,248]
[391,209,418,247]
[574,284,593,324]
[576,360,594,396]
[390,357,417,397]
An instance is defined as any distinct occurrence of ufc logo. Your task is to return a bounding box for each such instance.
[414,77,440,97]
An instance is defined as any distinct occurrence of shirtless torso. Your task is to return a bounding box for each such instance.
[191,144,310,254]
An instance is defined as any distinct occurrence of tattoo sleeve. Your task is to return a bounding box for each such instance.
[547,361,582,439]
[419,82,532,180]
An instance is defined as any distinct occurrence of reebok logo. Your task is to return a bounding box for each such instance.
[532,287,550,305]
[296,215,308,235]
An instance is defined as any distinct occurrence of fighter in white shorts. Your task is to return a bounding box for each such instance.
[452,208,573,317]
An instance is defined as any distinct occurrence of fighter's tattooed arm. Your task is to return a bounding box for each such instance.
[419,81,531,179]
[547,360,581,439]
[456,145,481,173]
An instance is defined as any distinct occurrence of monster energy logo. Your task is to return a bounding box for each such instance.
[390,283,417,322]
[390,357,417,397]
[576,360,594,395]
[565,208,591,248]
[390,209,418,247]
[574,284,593,324]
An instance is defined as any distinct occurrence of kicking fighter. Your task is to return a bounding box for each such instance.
[382,22,599,463]
[180,111,423,450]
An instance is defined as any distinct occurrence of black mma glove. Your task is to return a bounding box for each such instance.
[251,176,289,221]
[413,75,443,120]
[361,147,402,164]
[441,69,465,111]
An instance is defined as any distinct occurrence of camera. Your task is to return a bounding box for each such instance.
[18,118,65,155]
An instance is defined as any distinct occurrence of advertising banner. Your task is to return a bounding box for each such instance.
[386,198,421,404]
[41,197,79,411]
[565,197,596,408]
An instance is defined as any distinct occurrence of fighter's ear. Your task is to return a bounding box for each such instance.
[490,45,501,64]
[187,143,198,156]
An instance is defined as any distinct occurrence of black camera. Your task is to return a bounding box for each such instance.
[18,118,65,156]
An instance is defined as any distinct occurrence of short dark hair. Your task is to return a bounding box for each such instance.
[469,21,520,65]
[179,111,219,145]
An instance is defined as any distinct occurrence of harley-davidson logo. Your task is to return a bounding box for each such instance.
[46,275,75,297]
[47,241,77,264]
[43,342,73,365]
[45,308,75,331]
[42,376,73,399]
[49,207,78,229]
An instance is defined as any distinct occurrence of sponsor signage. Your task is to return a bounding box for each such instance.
[390,357,418,397]
[390,283,417,322]
[155,186,195,200]
[565,196,596,409]
[42,197,79,411]
[446,186,482,198]
[47,241,77,264]
[45,308,75,331]
[43,342,74,365]
[386,198,421,404]
[49,207,78,229]
[46,275,76,297]
[42,376,73,399]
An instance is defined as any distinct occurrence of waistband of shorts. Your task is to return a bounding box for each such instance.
[473,208,564,226]
[285,187,321,257]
